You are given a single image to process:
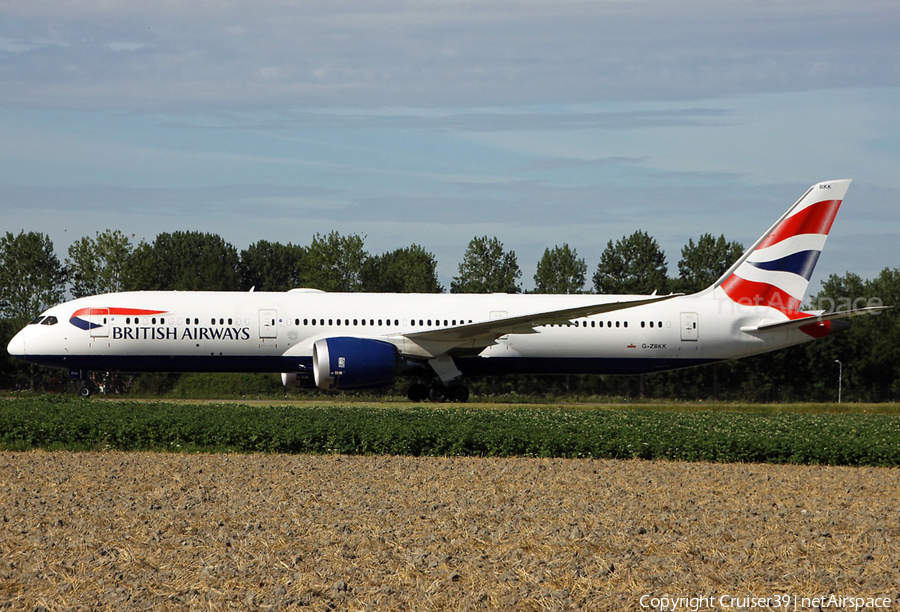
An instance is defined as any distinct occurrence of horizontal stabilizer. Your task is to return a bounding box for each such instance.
[741,306,890,334]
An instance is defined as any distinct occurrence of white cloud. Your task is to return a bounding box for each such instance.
[104,42,149,52]
[0,36,68,54]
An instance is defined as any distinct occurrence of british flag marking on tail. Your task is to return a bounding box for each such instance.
[720,180,850,315]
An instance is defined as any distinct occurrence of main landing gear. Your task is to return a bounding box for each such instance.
[407,382,470,403]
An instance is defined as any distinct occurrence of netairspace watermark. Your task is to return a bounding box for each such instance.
[639,594,893,611]
[716,295,885,314]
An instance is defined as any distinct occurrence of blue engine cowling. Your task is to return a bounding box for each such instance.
[312,337,400,390]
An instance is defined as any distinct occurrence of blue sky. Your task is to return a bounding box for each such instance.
[2,0,899,293]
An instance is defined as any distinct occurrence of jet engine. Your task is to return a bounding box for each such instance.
[312,337,400,390]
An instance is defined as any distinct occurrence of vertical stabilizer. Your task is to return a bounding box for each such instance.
[709,180,851,312]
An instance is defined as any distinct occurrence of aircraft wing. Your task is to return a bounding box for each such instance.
[399,294,681,347]
[741,306,891,333]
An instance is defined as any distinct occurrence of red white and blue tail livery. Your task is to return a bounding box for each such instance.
[716,180,848,313]
[7,180,888,400]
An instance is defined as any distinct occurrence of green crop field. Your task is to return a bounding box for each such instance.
[1,396,899,466]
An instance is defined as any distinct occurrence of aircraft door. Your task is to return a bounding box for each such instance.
[680,312,699,341]
[259,309,278,339]
[89,308,109,338]
[491,311,509,341]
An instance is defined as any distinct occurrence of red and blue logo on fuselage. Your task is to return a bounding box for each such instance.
[69,307,168,331]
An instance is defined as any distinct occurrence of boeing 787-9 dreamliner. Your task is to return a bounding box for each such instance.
[7,180,885,400]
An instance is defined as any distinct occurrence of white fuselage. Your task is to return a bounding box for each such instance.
[8,289,822,381]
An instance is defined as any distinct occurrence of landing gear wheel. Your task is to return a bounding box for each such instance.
[78,384,93,398]
[407,383,428,402]
[448,384,470,403]
[428,384,449,403]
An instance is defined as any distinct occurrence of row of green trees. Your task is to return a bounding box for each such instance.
[1,229,897,401]
[0,228,738,319]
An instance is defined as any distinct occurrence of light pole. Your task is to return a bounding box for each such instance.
[834,360,842,403]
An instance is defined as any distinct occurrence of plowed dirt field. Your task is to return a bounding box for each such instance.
[1,452,897,611]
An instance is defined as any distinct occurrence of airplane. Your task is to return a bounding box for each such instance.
[7,179,886,400]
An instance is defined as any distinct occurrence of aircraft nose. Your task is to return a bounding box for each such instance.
[7,329,26,358]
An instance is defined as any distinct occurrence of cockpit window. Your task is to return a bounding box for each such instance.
[41,316,59,326]
[29,316,45,325]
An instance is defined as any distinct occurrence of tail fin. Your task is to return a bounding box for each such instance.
[710,180,851,312]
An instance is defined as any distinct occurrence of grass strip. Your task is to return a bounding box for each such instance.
[1,397,898,466]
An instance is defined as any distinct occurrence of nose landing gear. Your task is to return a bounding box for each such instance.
[70,369,94,398]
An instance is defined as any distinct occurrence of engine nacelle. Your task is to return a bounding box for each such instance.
[312,337,400,390]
